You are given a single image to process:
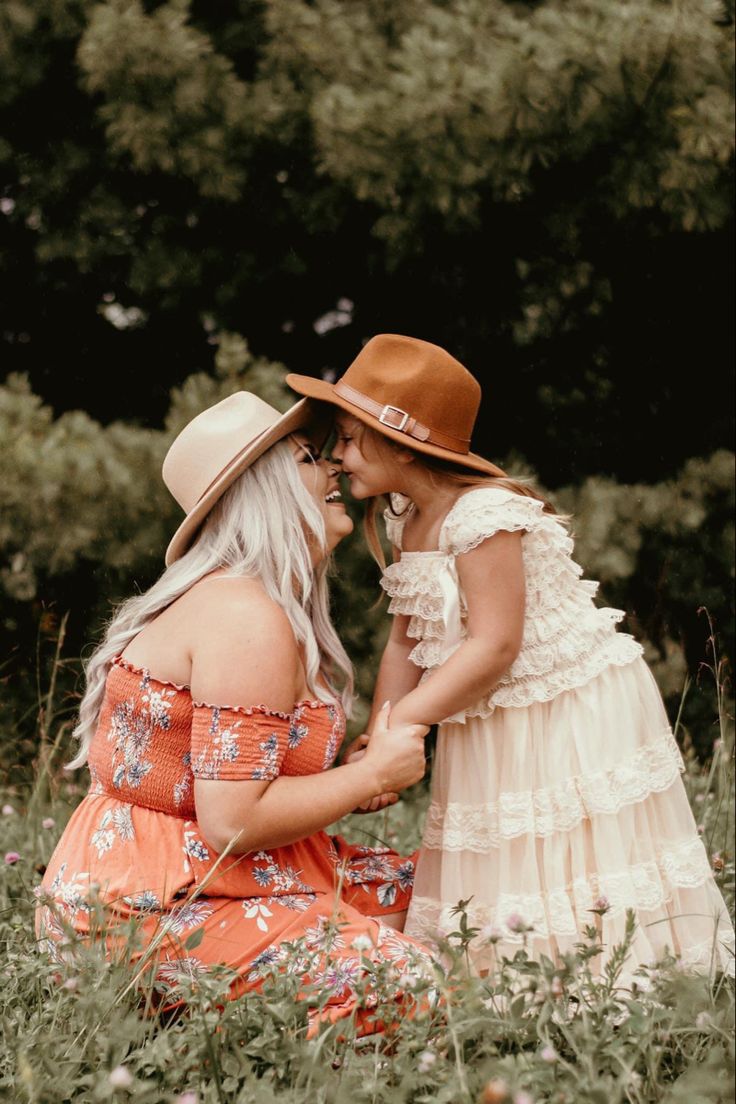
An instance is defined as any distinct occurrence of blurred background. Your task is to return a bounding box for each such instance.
[0,0,733,773]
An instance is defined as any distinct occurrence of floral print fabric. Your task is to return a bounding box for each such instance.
[36,657,432,1035]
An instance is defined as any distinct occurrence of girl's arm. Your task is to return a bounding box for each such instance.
[343,610,423,813]
[367,610,423,731]
[387,530,526,728]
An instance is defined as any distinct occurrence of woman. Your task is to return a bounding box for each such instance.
[36,391,432,1036]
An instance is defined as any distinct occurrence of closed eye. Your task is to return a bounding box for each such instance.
[297,443,322,463]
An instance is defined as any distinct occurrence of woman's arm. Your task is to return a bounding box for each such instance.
[196,721,404,855]
[189,579,427,854]
[387,530,526,728]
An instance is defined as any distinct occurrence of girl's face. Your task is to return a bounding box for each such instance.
[331,414,403,500]
[290,432,354,555]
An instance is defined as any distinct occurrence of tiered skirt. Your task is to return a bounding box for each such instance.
[405,657,734,981]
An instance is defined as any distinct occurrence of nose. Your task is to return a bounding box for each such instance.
[331,438,345,462]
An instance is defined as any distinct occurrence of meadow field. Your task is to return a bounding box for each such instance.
[1,654,733,1104]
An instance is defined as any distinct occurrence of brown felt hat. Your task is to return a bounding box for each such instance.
[286,334,505,477]
[162,392,317,566]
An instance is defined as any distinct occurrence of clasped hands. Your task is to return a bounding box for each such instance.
[342,703,428,813]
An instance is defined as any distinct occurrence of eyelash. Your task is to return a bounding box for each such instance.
[299,446,321,464]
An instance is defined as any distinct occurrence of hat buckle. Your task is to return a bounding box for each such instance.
[379,404,410,432]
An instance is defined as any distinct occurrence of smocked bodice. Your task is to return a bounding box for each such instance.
[381,487,642,719]
[87,657,345,817]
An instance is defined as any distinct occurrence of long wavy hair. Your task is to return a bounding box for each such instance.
[67,441,353,768]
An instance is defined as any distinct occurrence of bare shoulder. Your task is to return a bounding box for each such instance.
[188,576,300,712]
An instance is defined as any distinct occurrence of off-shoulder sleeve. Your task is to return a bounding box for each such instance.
[440,486,546,556]
[383,492,413,550]
[190,703,291,781]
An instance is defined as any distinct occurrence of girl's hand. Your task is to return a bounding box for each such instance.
[343,731,400,814]
[360,702,428,795]
[354,790,399,814]
[342,731,370,764]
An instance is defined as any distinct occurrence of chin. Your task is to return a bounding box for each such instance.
[346,480,371,500]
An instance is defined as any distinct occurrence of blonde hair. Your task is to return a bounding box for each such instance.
[350,423,562,570]
[68,441,353,768]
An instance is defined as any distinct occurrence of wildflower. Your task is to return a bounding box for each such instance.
[513,1092,535,1104]
[62,977,79,991]
[481,1079,510,1104]
[540,1045,558,1063]
[695,1011,711,1029]
[398,970,418,990]
[697,824,704,834]
[694,793,705,804]
[589,895,610,915]
[108,1065,133,1089]
[480,924,503,943]
[351,933,373,953]
[712,853,724,873]
[505,912,528,934]
[175,1094,198,1104]
[2,804,15,815]
[4,851,20,865]
[550,975,564,997]
[42,817,55,829]
[417,1049,436,1073]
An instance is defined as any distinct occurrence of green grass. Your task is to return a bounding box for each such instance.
[1,668,734,1104]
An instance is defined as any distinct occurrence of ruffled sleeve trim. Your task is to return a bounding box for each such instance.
[440,486,550,556]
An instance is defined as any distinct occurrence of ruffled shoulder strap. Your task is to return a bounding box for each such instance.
[440,485,546,556]
[383,493,414,551]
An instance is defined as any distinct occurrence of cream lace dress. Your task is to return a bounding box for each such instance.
[382,486,734,978]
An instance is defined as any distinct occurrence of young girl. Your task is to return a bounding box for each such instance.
[287,334,735,979]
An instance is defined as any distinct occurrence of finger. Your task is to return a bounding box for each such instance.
[408,724,430,738]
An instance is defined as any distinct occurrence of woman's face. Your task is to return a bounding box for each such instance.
[290,432,354,555]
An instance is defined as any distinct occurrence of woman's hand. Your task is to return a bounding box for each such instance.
[359,702,428,797]
[343,731,398,813]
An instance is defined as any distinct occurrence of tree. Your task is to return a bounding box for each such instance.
[0,0,733,486]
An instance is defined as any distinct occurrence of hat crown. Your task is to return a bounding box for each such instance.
[162,392,282,514]
[342,334,480,445]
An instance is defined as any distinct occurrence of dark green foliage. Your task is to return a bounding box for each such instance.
[0,1,733,482]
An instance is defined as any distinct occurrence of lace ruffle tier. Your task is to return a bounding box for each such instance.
[408,835,723,941]
[422,729,685,850]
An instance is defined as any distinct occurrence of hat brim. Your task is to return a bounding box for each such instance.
[165,397,320,567]
[286,374,506,478]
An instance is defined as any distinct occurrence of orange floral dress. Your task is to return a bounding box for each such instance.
[36,657,434,1035]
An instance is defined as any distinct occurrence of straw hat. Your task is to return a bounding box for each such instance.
[162,392,315,566]
[286,333,505,476]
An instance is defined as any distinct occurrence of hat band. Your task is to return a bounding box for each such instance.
[333,381,470,454]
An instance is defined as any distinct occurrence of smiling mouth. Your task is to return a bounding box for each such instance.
[325,489,343,504]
